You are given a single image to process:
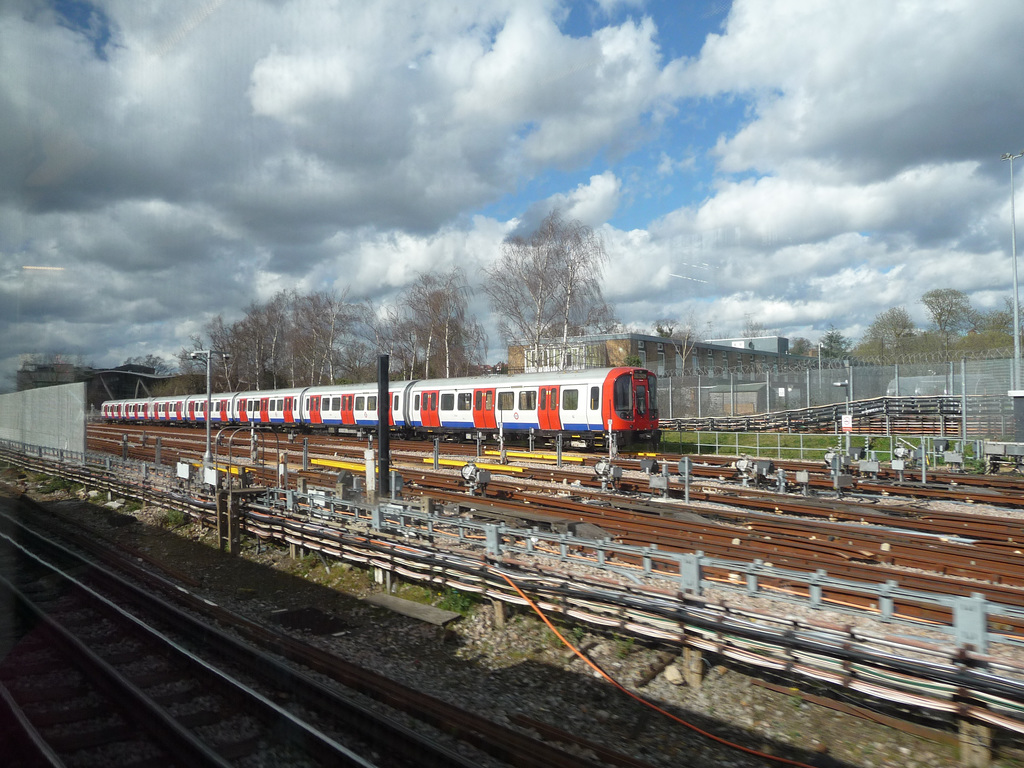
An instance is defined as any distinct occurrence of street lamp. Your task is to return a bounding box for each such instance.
[190,349,230,467]
[1002,151,1024,390]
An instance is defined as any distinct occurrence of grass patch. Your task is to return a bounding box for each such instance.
[436,587,478,616]
[37,475,80,495]
[161,509,187,528]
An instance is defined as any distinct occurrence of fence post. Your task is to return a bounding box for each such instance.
[679,551,702,594]
[954,593,988,653]
[961,357,968,439]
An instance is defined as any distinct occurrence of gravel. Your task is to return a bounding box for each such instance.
[7,467,1024,768]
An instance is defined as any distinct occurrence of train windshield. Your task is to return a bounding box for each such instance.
[613,373,632,417]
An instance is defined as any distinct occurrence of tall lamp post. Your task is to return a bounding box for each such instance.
[1002,151,1024,390]
[190,349,230,467]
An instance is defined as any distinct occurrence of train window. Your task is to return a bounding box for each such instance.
[635,385,647,415]
[355,396,365,410]
[415,394,420,409]
[649,380,658,413]
[368,396,377,410]
[549,389,557,410]
[332,397,341,410]
[590,386,599,410]
[392,394,399,410]
[519,390,536,410]
[441,393,454,410]
[474,391,482,409]
[563,389,578,410]
[613,375,632,416]
[457,392,471,410]
[497,391,513,410]
[429,392,437,410]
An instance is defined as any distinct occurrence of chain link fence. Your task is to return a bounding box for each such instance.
[657,358,1014,423]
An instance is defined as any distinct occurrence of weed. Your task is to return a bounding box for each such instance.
[38,476,78,494]
[437,588,477,616]
[614,633,635,658]
[162,509,187,528]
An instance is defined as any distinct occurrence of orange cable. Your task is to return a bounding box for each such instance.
[491,567,820,768]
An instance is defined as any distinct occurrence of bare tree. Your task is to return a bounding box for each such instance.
[403,267,483,378]
[484,210,613,368]
[233,291,292,389]
[654,313,700,374]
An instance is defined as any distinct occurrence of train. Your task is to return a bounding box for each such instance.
[100,366,661,447]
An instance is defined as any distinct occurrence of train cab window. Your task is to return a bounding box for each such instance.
[635,385,647,415]
[590,386,600,410]
[497,391,513,411]
[392,394,399,410]
[457,392,471,410]
[440,393,454,410]
[562,389,578,410]
[367,396,377,410]
[355,396,365,410]
[519,391,536,410]
[613,374,632,417]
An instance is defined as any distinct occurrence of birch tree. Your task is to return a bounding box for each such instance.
[484,210,614,369]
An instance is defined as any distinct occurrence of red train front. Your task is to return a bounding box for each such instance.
[602,367,659,444]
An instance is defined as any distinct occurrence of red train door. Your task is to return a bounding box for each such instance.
[284,396,295,425]
[538,386,561,430]
[260,397,269,423]
[309,395,322,425]
[420,390,439,427]
[341,395,355,425]
[218,399,228,422]
[473,388,496,429]
[238,398,248,424]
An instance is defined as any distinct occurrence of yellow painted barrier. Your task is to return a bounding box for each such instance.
[421,457,523,473]
[483,449,583,463]
[311,457,367,472]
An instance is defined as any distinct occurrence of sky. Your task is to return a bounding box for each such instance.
[3,0,1024,390]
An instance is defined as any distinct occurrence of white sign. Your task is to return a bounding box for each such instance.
[841,414,853,433]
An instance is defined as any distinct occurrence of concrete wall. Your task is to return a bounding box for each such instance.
[0,383,86,453]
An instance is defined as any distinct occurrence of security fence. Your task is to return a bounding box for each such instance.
[657,358,1016,437]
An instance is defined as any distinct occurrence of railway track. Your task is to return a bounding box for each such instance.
[83,424,1024,634]
[0,489,646,768]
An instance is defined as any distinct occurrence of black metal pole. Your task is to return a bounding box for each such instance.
[377,354,390,497]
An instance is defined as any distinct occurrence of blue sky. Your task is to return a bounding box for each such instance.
[2,0,1024,389]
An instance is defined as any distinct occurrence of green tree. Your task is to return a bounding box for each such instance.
[920,288,973,358]
[818,325,852,360]
[856,307,916,363]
